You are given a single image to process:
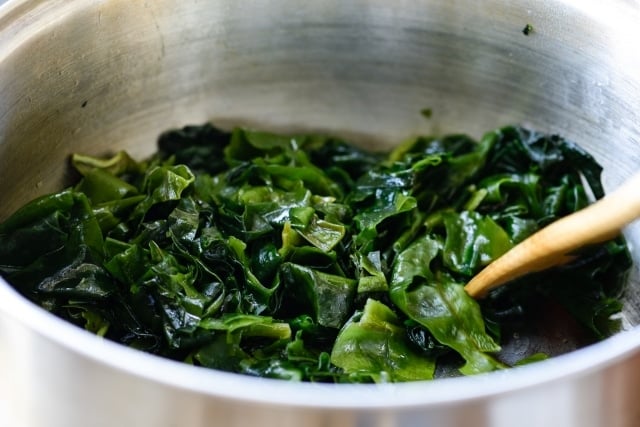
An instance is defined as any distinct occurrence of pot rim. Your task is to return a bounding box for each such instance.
[1,279,639,409]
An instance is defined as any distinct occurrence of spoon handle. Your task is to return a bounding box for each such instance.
[465,171,640,298]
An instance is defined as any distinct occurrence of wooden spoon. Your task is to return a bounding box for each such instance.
[465,172,640,299]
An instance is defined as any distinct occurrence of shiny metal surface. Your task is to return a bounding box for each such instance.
[1,0,640,426]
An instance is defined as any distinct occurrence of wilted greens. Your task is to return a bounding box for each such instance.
[0,124,631,383]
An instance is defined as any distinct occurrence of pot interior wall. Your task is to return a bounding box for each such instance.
[0,0,639,326]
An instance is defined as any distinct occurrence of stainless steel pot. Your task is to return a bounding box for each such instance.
[1,1,640,426]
